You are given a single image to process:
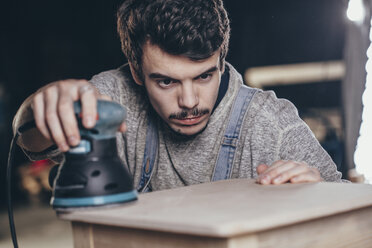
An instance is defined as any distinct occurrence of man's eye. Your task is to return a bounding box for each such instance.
[158,79,174,87]
[199,73,212,81]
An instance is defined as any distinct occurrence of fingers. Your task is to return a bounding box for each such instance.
[118,122,127,133]
[290,168,322,183]
[58,87,80,147]
[30,79,125,152]
[257,160,322,185]
[79,84,98,128]
[31,80,104,152]
[257,160,287,184]
[256,164,269,175]
[271,163,309,184]
[32,92,51,140]
[44,86,70,151]
[260,160,287,175]
[99,94,112,101]
[97,94,127,133]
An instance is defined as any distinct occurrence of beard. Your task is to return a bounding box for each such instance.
[168,120,209,138]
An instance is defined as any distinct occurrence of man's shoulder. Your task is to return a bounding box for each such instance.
[90,64,146,104]
[248,89,302,130]
[90,64,132,86]
[223,63,301,129]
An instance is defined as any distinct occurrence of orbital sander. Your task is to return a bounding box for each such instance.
[50,100,138,209]
[6,100,137,248]
[7,100,137,247]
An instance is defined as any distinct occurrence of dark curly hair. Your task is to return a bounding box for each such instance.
[117,0,230,82]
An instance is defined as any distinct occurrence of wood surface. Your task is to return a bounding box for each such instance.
[71,206,372,248]
[59,179,372,237]
[73,204,372,248]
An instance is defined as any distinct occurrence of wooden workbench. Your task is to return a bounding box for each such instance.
[58,179,372,248]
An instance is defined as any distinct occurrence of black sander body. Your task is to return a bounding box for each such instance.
[50,100,137,209]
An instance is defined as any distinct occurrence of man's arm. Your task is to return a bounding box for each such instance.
[256,123,343,184]
[13,93,53,152]
[250,91,344,185]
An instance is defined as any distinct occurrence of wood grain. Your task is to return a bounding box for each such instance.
[71,206,372,248]
[59,179,372,237]
[253,206,372,248]
[72,222,93,248]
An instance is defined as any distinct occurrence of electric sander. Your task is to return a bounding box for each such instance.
[50,100,138,209]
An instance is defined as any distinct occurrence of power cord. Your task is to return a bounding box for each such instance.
[7,121,36,248]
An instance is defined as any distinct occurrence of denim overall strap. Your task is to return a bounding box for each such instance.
[212,86,257,181]
[137,116,158,192]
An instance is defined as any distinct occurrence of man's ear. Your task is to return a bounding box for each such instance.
[129,63,144,86]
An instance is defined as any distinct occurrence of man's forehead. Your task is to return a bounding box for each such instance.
[142,42,221,80]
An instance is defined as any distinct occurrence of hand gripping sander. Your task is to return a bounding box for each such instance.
[50,100,137,209]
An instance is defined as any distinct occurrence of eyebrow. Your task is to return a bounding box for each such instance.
[148,66,218,81]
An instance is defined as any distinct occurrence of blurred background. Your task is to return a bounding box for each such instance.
[1,0,372,247]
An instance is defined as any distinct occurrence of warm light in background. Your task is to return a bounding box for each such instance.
[347,0,366,24]
[353,10,372,184]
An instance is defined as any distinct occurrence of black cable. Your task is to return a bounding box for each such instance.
[7,132,19,248]
[7,120,36,248]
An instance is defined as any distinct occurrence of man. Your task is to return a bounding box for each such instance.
[13,0,344,192]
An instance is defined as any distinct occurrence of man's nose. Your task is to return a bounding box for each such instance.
[178,82,199,109]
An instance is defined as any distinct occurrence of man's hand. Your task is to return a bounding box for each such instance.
[256,160,322,185]
[15,79,127,153]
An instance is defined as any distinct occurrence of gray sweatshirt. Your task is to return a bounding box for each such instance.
[86,63,343,191]
[21,63,344,190]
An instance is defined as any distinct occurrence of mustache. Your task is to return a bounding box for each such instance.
[169,108,210,119]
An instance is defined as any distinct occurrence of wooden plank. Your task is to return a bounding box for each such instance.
[72,222,94,248]
[59,179,372,237]
[253,206,372,248]
[71,206,372,248]
[90,224,230,248]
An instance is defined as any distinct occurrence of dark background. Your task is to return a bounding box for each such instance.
[0,0,347,206]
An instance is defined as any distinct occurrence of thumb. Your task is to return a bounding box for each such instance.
[257,164,269,175]
[98,94,112,101]
[118,122,127,133]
